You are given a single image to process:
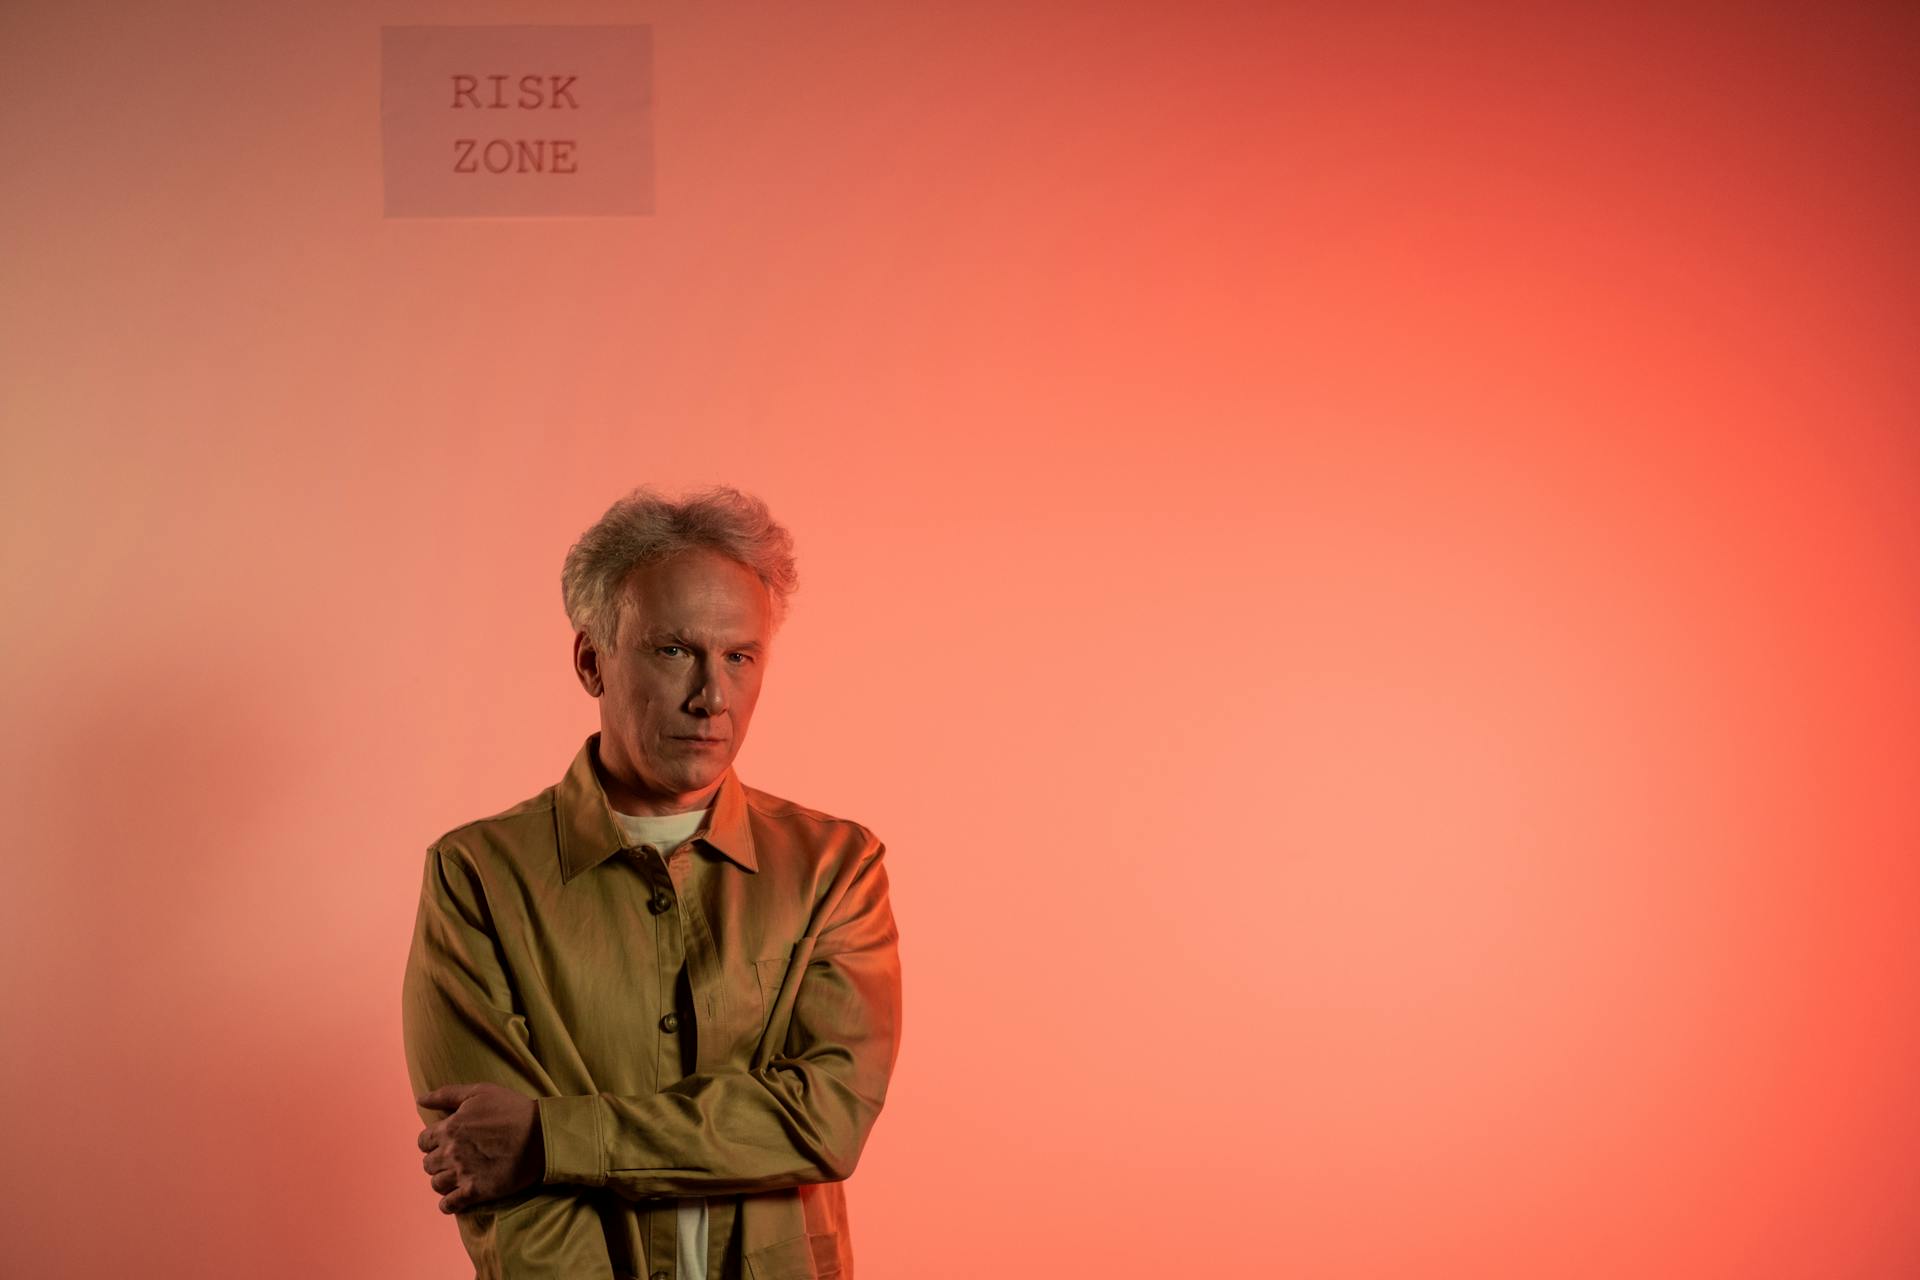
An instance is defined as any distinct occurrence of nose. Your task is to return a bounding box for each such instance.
[688,664,728,716]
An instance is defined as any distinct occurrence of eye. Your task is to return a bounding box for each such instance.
[726,652,753,665]
[657,646,685,658]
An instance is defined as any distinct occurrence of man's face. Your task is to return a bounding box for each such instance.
[573,547,773,814]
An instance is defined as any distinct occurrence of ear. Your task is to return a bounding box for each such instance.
[572,630,604,697]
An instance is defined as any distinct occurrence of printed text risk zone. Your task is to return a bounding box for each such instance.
[452,73,579,175]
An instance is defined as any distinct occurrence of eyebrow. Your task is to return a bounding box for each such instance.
[647,632,763,652]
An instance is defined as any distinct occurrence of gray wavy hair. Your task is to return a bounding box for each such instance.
[561,485,798,648]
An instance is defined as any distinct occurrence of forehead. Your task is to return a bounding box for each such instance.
[618,548,770,638]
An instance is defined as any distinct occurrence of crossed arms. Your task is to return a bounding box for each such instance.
[401,839,902,1276]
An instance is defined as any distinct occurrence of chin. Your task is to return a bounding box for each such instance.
[667,762,725,791]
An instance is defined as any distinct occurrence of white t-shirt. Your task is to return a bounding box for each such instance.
[610,804,713,1280]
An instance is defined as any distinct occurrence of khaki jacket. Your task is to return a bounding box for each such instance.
[402,734,903,1279]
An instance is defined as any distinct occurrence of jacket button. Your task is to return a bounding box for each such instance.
[648,891,673,914]
[659,1012,680,1033]
[651,1272,670,1280]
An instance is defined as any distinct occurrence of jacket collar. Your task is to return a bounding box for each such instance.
[556,732,759,882]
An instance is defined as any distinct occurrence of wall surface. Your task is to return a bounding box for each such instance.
[2,2,1917,1276]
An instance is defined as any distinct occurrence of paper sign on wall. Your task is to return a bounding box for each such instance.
[381,25,654,218]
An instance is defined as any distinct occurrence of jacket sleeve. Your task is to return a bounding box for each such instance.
[402,842,617,1280]
[537,841,904,1198]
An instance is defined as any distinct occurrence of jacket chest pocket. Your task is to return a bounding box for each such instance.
[747,937,819,1064]
[752,944,797,1031]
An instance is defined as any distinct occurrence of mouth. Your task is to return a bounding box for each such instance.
[672,736,727,748]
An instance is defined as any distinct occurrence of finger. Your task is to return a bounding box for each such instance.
[417,1128,436,1152]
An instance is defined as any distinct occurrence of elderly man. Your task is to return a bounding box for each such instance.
[403,486,903,1280]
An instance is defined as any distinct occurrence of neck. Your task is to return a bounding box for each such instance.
[591,740,720,816]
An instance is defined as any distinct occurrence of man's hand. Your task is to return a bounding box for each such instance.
[416,1082,546,1215]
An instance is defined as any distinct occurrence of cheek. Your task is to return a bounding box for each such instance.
[641,694,681,733]
[734,680,764,718]
[607,687,659,732]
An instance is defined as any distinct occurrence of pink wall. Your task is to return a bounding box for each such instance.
[3,2,1917,1276]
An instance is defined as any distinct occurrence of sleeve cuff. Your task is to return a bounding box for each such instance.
[538,1094,606,1188]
